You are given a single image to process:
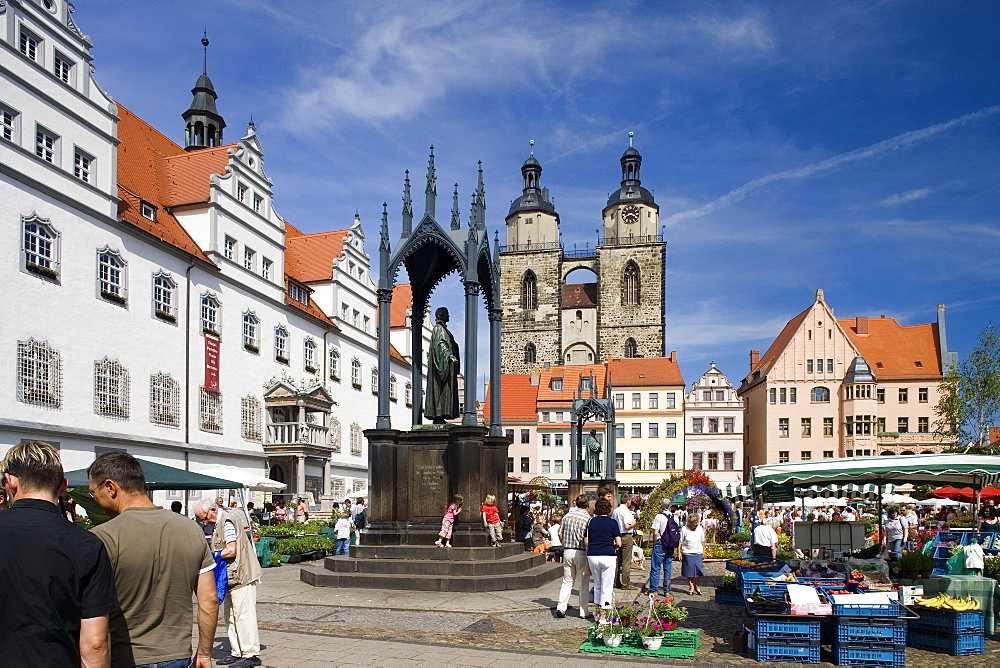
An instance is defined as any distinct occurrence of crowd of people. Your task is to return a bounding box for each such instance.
[0,441,263,667]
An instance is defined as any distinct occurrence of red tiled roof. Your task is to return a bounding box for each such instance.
[483,374,538,421]
[282,277,336,326]
[607,356,684,387]
[391,284,413,327]
[284,230,349,282]
[751,304,812,376]
[388,344,408,366]
[115,105,212,261]
[284,220,306,238]
[536,364,607,402]
[990,427,1000,445]
[162,146,232,205]
[841,317,943,378]
[562,283,597,308]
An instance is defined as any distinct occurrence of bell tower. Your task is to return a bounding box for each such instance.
[597,132,665,361]
[182,35,226,151]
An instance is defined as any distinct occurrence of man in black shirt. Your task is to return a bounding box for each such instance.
[0,441,119,666]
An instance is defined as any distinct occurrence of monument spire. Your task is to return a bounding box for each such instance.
[424,146,436,219]
[401,170,412,236]
[451,183,461,230]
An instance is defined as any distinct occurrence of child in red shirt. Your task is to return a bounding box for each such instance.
[481,494,503,547]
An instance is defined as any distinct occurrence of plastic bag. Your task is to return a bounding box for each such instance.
[946,550,971,576]
[212,550,228,604]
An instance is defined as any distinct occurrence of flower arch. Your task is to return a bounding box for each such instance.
[637,470,736,542]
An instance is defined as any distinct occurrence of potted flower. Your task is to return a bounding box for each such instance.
[592,609,628,648]
[651,598,688,631]
[635,619,671,650]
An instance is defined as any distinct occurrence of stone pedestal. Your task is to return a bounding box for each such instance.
[362,424,511,546]
[567,478,618,505]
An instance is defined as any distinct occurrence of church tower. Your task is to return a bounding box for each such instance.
[499,143,564,374]
[182,36,226,150]
[597,134,665,360]
[499,136,666,374]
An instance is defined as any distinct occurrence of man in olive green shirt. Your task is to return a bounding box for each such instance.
[89,452,218,668]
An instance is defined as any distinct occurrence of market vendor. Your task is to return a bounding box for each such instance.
[752,517,779,558]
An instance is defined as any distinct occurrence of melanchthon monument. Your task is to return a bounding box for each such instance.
[302,149,561,590]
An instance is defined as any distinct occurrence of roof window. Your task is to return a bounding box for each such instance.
[875,362,884,368]
[914,361,923,367]
[140,201,156,221]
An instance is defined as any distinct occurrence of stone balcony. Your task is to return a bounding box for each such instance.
[267,421,330,447]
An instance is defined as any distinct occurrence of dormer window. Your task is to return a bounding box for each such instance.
[140,201,156,221]
[289,283,309,305]
[551,378,563,392]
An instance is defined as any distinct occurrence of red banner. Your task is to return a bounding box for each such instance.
[204,334,220,392]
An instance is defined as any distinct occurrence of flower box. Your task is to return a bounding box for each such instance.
[275,355,289,365]
[244,343,259,353]
[155,310,176,322]
[304,365,317,374]
[26,262,58,279]
[202,328,220,338]
[101,290,126,304]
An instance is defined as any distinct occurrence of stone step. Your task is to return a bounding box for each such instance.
[324,551,548,576]
[299,559,564,592]
[351,543,524,561]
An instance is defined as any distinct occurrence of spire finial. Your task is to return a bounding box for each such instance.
[474,161,486,229]
[380,202,390,252]
[529,139,535,156]
[402,170,413,236]
[628,130,634,147]
[424,146,436,219]
[451,183,461,230]
[201,31,209,76]
[247,112,255,133]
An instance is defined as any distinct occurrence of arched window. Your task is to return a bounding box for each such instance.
[622,261,640,306]
[274,327,288,363]
[200,293,220,335]
[390,374,398,400]
[242,312,259,351]
[351,358,362,388]
[371,366,379,395]
[524,342,536,364]
[350,423,363,456]
[329,349,340,380]
[149,372,180,427]
[303,338,317,372]
[17,338,62,408]
[521,271,538,310]
[810,386,831,403]
[94,357,130,419]
[625,338,638,358]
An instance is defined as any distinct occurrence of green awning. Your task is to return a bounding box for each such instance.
[752,454,1000,489]
[65,458,244,490]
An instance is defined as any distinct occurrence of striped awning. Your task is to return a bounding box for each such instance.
[720,482,894,501]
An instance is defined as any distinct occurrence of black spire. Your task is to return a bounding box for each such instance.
[183,33,226,151]
[605,131,655,208]
[508,140,556,216]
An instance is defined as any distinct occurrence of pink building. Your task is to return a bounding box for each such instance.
[738,290,955,467]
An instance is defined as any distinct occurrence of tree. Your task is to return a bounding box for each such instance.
[936,324,1000,453]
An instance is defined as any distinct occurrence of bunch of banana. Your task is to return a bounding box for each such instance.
[914,593,981,610]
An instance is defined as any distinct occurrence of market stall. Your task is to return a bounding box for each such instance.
[732,454,1000,662]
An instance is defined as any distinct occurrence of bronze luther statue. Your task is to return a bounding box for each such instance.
[585,429,602,477]
[425,307,460,423]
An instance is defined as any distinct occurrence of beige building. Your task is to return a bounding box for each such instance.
[738,290,955,467]
[608,355,685,493]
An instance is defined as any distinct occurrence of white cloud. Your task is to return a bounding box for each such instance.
[881,188,932,206]
[665,105,1000,225]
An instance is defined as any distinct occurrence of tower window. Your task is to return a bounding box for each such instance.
[524,342,536,364]
[521,271,537,310]
[625,338,638,358]
[622,261,640,305]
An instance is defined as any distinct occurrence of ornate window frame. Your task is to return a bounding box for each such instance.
[21,213,60,281]
[97,246,127,305]
[149,372,180,427]
[94,357,130,419]
[17,338,62,408]
[152,270,177,322]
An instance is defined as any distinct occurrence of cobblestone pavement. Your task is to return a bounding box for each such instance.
[227,559,1000,667]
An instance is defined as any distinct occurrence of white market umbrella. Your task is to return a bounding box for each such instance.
[883,494,918,504]
[195,465,287,491]
[918,498,961,507]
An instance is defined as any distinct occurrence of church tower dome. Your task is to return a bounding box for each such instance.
[507,140,556,216]
[605,133,656,208]
[183,35,226,151]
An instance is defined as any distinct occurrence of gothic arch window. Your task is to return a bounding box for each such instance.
[622,261,640,306]
[521,271,538,310]
[625,338,638,358]
[811,386,831,403]
[524,342,536,364]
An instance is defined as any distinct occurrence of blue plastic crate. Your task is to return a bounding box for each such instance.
[832,641,906,667]
[755,618,821,641]
[908,630,984,656]
[831,599,903,617]
[726,558,784,573]
[966,532,993,549]
[912,608,984,634]
[933,531,963,547]
[714,589,744,605]
[931,566,950,575]
[743,580,791,597]
[755,639,820,663]
[738,571,781,592]
[836,617,907,644]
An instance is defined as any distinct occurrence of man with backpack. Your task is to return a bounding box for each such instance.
[646,498,680,597]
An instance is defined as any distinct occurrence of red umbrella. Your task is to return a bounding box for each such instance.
[927,486,962,499]
[980,486,1000,502]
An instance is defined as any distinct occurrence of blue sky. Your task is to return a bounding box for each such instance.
[79,0,998,392]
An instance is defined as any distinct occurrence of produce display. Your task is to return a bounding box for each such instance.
[914,593,981,611]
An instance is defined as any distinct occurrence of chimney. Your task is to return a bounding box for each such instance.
[750,350,760,369]
[669,351,677,363]
[530,371,540,386]
[856,316,869,335]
